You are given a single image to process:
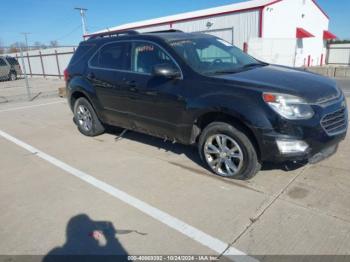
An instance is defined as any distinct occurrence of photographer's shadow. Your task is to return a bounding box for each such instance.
[43,214,145,262]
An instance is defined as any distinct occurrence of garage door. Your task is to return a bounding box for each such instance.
[194,28,234,44]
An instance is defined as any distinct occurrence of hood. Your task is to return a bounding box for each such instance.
[214,65,340,104]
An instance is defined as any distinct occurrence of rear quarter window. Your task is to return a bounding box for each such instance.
[89,42,131,70]
[69,43,96,67]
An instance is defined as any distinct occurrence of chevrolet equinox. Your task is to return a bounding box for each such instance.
[65,30,348,180]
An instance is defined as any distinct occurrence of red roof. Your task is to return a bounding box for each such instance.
[323,30,337,40]
[296,28,314,39]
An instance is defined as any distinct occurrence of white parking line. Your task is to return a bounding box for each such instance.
[0,101,64,113]
[0,129,257,262]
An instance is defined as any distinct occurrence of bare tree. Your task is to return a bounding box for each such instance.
[49,40,59,47]
[7,42,26,53]
[329,39,350,44]
[33,41,42,50]
[32,41,47,50]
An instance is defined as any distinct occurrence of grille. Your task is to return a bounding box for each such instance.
[317,92,341,105]
[321,107,347,136]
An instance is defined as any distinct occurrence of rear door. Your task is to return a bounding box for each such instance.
[87,41,133,127]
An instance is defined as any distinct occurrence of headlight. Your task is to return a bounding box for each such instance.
[263,93,314,120]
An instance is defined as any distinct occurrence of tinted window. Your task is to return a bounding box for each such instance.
[0,58,7,66]
[6,57,19,65]
[91,42,130,70]
[69,43,95,66]
[132,42,176,74]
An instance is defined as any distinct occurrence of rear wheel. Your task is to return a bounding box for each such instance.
[198,122,261,180]
[73,97,105,136]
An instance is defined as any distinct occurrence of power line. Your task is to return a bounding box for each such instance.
[54,24,82,42]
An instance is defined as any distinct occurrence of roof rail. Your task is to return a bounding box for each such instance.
[88,30,139,40]
[145,29,184,34]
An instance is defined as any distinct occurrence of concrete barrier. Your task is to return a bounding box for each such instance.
[305,66,350,79]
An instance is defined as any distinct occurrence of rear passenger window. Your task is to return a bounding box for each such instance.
[90,42,130,70]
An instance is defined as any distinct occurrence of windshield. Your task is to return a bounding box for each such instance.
[169,36,265,75]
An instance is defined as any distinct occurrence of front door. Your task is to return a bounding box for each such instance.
[122,41,188,140]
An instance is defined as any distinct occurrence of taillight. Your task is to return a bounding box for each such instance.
[64,68,69,82]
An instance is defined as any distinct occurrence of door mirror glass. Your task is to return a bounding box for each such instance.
[152,63,181,79]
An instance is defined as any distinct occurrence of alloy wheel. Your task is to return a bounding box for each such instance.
[204,134,244,177]
[76,105,93,131]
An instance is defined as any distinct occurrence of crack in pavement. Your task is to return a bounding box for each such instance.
[219,165,310,257]
[280,196,350,225]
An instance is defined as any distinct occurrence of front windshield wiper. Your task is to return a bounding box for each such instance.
[208,63,268,75]
[208,69,240,75]
[243,62,268,68]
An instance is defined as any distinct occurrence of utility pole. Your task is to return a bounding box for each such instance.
[18,42,31,101]
[21,32,31,50]
[74,7,88,37]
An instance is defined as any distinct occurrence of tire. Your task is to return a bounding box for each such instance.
[198,122,261,180]
[9,71,17,81]
[73,97,105,136]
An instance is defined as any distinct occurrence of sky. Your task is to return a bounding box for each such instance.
[0,0,349,47]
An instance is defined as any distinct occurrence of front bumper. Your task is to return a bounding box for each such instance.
[259,129,346,164]
[257,96,348,164]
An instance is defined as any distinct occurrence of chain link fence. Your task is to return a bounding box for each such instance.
[0,46,76,104]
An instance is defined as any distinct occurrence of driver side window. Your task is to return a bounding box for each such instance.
[132,42,176,74]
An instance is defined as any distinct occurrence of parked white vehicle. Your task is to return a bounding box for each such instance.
[0,56,22,81]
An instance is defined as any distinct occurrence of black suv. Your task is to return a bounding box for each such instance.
[65,30,348,180]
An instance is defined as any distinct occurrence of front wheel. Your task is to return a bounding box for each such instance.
[198,122,261,180]
[73,97,105,136]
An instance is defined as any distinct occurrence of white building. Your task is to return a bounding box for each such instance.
[88,0,336,67]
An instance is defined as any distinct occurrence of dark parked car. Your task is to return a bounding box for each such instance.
[65,30,348,180]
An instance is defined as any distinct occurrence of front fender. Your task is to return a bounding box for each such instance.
[189,92,273,130]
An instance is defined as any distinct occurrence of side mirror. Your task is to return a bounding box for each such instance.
[152,64,181,79]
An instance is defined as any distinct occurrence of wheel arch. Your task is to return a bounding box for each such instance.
[192,111,262,161]
[70,90,91,110]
